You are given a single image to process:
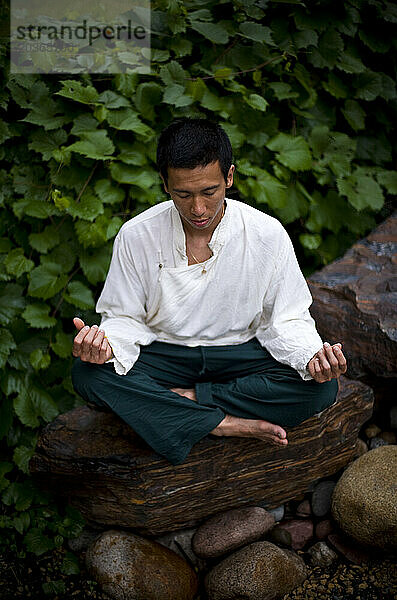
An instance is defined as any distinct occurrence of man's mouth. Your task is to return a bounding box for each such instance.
[191,218,210,226]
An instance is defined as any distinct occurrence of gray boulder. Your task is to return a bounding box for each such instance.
[332,445,397,550]
[205,540,307,600]
[86,529,198,600]
[192,506,274,559]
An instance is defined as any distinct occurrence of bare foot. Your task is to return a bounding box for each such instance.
[210,415,288,447]
[170,387,197,402]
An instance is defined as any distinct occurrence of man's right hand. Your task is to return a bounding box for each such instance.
[72,317,113,364]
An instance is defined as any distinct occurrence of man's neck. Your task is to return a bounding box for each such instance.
[182,201,226,244]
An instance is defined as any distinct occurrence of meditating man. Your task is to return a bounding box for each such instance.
[71,118,347,465]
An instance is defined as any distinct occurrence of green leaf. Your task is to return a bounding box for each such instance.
[24,528,55,556]
[337,49,366,74]
[95,179,125,205]
[190,21,230,44]
[341,99,365,131]
[66,190,104,222]
[354,71,383,101]
[97,90,130,109]
[267,133,312,171]
[269,82,299,101]
[28,129,68,161]
[56,80,100,105]
[66,131,115,160]
[106,108,153,137]
[29,225,60,254]
[51,331,72,359]
[5,248,34,278]
[12,512,31,535]
[239,22,274,44]
[163,84,193,107]
[28,263,68,300]
[74,218,107,248]
[159,61,186,86]
[63,281,95,309]
[13,445,35,474]
[29,349,51,371]
[61,551,81,575]
[134,82,163,121]
[110,163,158,188]
[14,387,59,428]
[2,480,35,511]
[80,245,112,285]
[0,284,25,325]
[245,93,268,112]
[0,462,13,492]
[308,29,344,69]
[376,170,397,194]
[293,29,318,48]
[338,170,384,211]
[0,328,16,368]
[70,114,99,136]
[322,73,349,99]
[299,233,322,250]
[22,303,57,329]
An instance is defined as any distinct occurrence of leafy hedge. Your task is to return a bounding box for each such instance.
[0,0,396,566]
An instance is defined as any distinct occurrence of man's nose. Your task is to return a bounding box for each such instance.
[190,196,206,216]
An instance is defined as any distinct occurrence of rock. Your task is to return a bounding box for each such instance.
[68,529,101,553]
[315,519,334,541]
[205,540,307,600]
[85,530,198,600]
[268,526,292,547]
[311,480,336,517]
[308,212,397,379]
[331,445,397,550]
[369,436,388,449]
[267,505,285,522]
[29,377,373,535]
[155,527,205,571]
[272,519,314,550]
[390,405,397,430]
[380,431,397,444]
[296,499,311,517]
[353,438,368,458]
[365,424,382,439]
[307,541,338,568]
[191,506,274,559]
[327,533,371,565]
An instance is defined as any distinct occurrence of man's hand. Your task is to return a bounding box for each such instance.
[72,317,113,364]
[307,342,347,383]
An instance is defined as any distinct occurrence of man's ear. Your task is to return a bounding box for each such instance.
[160,173,169,194]
[226,164,235,189]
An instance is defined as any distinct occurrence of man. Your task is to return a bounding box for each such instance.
[72,118,347,465]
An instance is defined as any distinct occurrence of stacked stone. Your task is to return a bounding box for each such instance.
[79,443,397,600]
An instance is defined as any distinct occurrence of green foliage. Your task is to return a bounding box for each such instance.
[0,0,395,569]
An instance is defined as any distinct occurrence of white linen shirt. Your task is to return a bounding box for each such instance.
[96,198,323,380]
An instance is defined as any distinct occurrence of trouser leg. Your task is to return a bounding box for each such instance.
[194,338,338,427]
[71,345,225,465]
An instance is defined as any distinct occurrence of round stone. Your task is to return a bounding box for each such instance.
[192,506,275,559]
[86,530,198,600]
[311,480,336,517]
[331,445,397,550]
[307,541,338,568]
[205,540,307,600]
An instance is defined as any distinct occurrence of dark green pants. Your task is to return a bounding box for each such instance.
[71,338,338,465]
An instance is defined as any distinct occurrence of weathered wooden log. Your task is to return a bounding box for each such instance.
[308,212,397,379]
[29,376,373,536]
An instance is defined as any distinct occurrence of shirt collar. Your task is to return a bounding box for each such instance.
[171,198,231,257]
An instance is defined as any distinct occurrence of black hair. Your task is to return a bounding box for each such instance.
[156,118,233,185]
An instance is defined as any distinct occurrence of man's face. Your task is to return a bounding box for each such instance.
[161,160,234,234]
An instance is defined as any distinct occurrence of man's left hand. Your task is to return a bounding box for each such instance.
[307,342,347,383]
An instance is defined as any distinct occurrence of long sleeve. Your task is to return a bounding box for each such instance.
[96,230,157,375]
[255,226,323,380]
